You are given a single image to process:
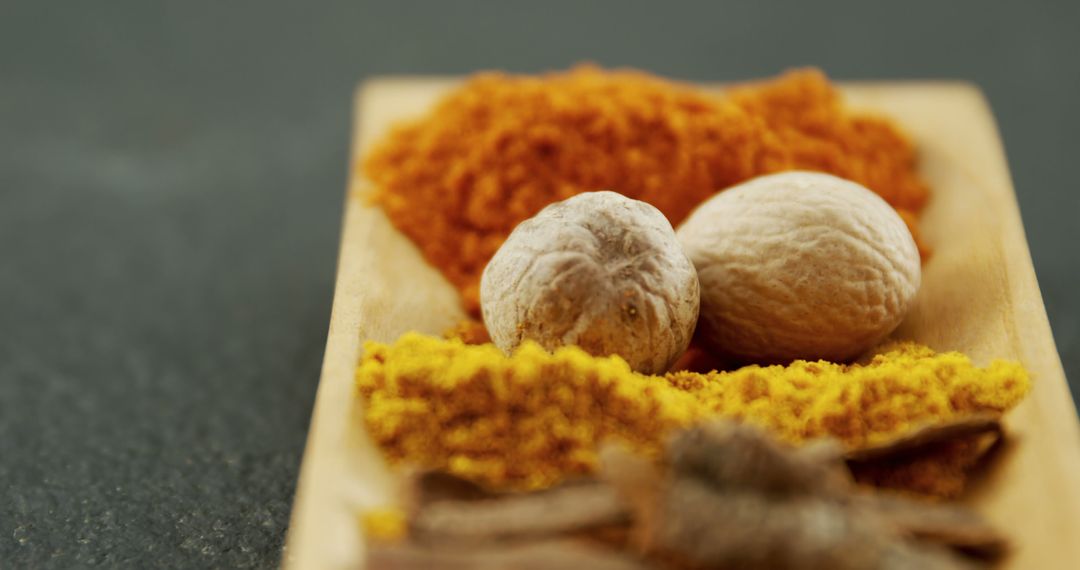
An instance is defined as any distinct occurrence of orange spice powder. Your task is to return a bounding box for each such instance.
[364,66,929,315]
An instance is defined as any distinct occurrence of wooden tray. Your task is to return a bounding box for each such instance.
[283,79,1080,569]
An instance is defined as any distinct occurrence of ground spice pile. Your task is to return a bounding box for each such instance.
[364,66,930,314]
[356,333,1028,495]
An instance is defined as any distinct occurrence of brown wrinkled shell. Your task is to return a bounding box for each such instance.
[677,172,921,363]
[481,191,699,374]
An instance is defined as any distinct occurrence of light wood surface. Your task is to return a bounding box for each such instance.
[282,78,1080,569]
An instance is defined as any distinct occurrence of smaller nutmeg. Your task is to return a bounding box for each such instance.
[480,191,699,374]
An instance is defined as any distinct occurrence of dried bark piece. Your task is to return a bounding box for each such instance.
[859,493,1009,558]
[667,420,850,498]
[845,414,1002,463]
[842,418,1002,498]
[414,483,628,543]
[599,421,1001,570]
[597,445,666,549]
[649,479,979,570]
[404,472,629,543]
[376,422,1007,570]
[406,469,495,506]
[850,431,1003,498]
[367,539,652,570]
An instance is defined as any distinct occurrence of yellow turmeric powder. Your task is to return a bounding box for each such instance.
[356,333,1028,495]
[360,508,408,542]
[364,67,930,314]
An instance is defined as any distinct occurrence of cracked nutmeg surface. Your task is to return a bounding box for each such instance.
[678,171,921,363]
[480,191,699,374]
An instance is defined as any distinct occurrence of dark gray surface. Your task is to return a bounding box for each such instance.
[1,1,1077,567]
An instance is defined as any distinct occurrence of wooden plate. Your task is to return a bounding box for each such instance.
[283,79,1080,569]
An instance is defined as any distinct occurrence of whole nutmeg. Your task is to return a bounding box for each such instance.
[677,172,921,363]
[480,191,699,374]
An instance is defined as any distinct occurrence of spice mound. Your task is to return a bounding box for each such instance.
[364,66,929,314]
[356,333,1029,495]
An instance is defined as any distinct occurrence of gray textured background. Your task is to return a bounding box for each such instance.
[1,1,1077,567]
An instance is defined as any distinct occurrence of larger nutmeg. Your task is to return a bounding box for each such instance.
[677,172,921,363]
